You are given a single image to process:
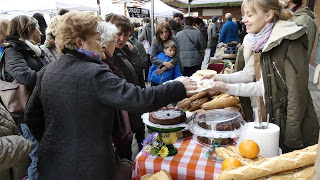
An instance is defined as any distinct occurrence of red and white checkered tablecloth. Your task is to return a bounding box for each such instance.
[132,138,222,180]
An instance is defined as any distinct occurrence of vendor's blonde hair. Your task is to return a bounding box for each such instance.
[241,0,292,21]
[55,11,100,54]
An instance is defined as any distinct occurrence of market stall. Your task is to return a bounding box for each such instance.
[133,68,318,179]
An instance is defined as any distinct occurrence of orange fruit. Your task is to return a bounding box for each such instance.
[239,139,260,159]
[222,157,242,171]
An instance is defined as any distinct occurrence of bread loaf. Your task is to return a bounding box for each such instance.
[189,91,209,101]
[201,94,240,110]
[257,166,313,180]
[216,144,318,180]
[177,98,191,109]
[189,97,210,111]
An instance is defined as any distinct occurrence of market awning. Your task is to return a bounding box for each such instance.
[177,0,243,5]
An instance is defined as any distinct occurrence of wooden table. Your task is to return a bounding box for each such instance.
[132,137,222,179]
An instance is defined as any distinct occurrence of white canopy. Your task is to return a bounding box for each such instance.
[178,0,243,5]
[142,0,182,17]
[0,0,99,15]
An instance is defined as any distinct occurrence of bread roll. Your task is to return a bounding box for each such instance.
[143,170,172,180]
[177,98,191,109]
[257,166,313,180]
[216,144,318,180]
[201,94,240,110]
[189,97,210,111]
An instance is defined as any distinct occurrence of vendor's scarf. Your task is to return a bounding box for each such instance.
[23,39,42,57]
[247,22,274,52]
[74,47,101,63]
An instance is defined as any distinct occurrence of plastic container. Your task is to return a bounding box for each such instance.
[189,109,246,147]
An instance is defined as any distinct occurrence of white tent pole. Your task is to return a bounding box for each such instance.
[188,0,191,16]
[151,0,154,37]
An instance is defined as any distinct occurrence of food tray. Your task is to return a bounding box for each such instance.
[189,109,246,138]
[142,111,193,129]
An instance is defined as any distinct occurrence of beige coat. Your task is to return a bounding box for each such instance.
[0,104,34,180]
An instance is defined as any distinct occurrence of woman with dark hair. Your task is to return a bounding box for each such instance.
[108,14,147,160]
[25,11,195,179]
[150,22,181,72]
[4,15,48,180]
[32,13,47,44]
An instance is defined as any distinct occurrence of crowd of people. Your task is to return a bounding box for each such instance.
[0,0,319,179]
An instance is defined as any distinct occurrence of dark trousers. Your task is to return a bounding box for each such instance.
[144,55,151,82]
[210,45,217,57]
[182,65,202,77]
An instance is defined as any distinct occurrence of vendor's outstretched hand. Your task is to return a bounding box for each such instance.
[201,74,221,81]
[207,81,228,93]
[179,77,197,91]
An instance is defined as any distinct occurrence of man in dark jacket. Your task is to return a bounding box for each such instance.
[207,16,219,57]
[280,0,317,62]
[219,13,239,44]
[176,17,206,76]
[173,13,184,34]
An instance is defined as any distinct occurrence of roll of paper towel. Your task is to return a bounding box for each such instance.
[237,122,280,158]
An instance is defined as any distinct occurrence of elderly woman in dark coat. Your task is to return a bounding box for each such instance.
[25,11,195,179]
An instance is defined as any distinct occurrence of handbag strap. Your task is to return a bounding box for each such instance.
[0,47,6,81]
[183,31,200,52]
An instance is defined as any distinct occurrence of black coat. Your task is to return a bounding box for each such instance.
[4,36,48,90]
[25,50,186,179]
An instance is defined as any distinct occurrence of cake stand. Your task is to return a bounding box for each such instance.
[142,112,192,156]
[188,109,247,162]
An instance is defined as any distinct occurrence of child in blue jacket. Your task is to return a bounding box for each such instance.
[148,40,181,86]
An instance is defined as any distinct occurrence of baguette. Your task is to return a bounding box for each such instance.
[188,91,209,101]
[189,97,210,111]
[201,94,240,110]
[216,144,318,180]
[226,145,265,161]
[257,166,313,180]
[215,147,255,165]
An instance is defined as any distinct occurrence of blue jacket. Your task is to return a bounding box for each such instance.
[219,20,239,44]
[148,52,181,84]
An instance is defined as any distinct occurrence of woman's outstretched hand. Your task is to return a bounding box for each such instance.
[201,74,221,81]
[207,81,228,93]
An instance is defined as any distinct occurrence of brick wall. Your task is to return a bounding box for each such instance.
[192,6,242,22]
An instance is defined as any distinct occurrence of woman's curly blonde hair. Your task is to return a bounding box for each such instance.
[55,11,100,54]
